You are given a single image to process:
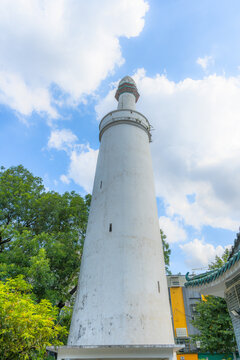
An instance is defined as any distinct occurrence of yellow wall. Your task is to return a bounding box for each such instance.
[170,287,188,336]
[177,354,198,360]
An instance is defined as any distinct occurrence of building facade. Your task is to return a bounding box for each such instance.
[168,275,201,357]
[168,275,236,360]
[185,231,240,355]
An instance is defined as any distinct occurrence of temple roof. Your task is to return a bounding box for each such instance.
[185,248,240,288]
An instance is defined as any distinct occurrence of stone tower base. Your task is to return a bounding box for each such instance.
[48,344,183,360]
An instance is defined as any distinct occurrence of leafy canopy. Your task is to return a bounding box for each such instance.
[192,295,236,353]
[0,276,67,360]
[192,250,237,353]
[0,165,91,306]
[160,229,172,275]
[208,248,230,270]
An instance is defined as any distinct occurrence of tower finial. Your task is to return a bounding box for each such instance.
[115,76,140,103]
[115,76,139,110]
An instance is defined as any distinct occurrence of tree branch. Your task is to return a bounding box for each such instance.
[57,284,78,309]
[0,237,11,252]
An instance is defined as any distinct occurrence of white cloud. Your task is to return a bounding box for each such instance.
[196,55,214,71]
[48,128,98,192]
[180,238,230,268]
[0,71,57,117]
[0,0,148,117]
[48,129,78,151]
[96,69,240,231]
[159,216,187,243]
[68,145,99,193]
[60,174,70,184]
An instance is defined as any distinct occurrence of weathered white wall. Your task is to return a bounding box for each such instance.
[117,92,136,110]
[68,97,174,346]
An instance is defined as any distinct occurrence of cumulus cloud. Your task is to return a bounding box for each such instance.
[180,238,230,268]
[0,0,148,117]
[60,174,70,184]
[196,55,214,71]
[48,129,78,151]
[68,145,99,193]
[0,71,57,117]
[48,127,98,192]
[159,216,187,243]
[96,69,240,231]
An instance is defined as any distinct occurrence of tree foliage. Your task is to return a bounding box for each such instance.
[0,276,67,360]
[208,248,230,270]
[0,165,174,354]
[0,165,91,306]
[192,250,237,353]
[192,295,236,353]
[160,229,172,274]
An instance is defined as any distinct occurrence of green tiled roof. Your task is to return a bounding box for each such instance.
[185,249,240,288]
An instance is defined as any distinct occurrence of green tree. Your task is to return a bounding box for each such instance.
[192,295,236,353]
[0,165,91,307]
[0,276,67,360]
[208,248,230,270]
[192,250,237,353]
[160,229,172,274]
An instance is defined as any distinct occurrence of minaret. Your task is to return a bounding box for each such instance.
[59,76,181,359]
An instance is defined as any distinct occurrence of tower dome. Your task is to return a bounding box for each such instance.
[119,75,136,86]
[115,75,140,102]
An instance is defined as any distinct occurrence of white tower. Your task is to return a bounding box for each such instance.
[54,77,181,359]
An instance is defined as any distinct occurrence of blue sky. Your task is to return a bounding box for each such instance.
[0,0,240,274]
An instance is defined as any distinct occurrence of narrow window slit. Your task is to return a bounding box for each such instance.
[109,223,112,232]
[157,281,160,293]
[100,181,102,189]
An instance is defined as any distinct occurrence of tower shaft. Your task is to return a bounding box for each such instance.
[68,78,174,347]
